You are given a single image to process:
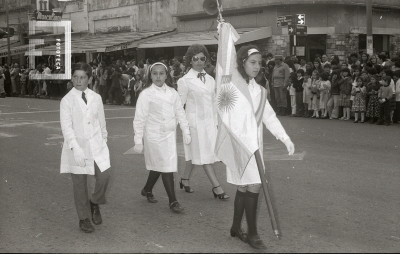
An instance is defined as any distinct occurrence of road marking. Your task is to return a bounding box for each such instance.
[124,143,306,161]
[0,108,133,115]
[47,134,64,140]
[0,116,134,128]
[0,132,19,138]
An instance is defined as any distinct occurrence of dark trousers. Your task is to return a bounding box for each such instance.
[295,92,304,115]
[71,163,111,220]
[273,86,287,108]
[108,86,123,104]
[378,100,390,124]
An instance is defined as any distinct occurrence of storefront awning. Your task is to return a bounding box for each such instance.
[23,29,176,56]
[137,27,271,48]
[0,43,51,57]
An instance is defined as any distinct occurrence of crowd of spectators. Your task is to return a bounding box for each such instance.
[1,50,399,126]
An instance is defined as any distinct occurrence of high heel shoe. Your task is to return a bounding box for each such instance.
[212,185,230,200]
[179,178,194,193]
[230,227,248,243]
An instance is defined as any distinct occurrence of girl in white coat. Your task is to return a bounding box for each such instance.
[60,63,111,233]
[228,46,295,250]
[177,44,229,200]
[133,62,191,213]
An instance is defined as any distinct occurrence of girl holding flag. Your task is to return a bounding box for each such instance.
[226,45,295,250]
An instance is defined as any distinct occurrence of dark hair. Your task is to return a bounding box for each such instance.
[356,76,363,82]
[138,61,144,68]
[384,69,393,77]
[236,45,261,82]
[361,53,369,62]
[184,44,210,71]
[331,70,340,79]
[331,59,338,66]
[319,71,329,81]
[393,69,400,78]
[285,59,296,73]
[350,52,359,58]
[341,67,351,74]
[373,64,382,73]
[324,63,331,69]
[72,63,92,78]
[366,66,377,75]
[297,69,305,75]
[145,63,175,89]
[383,76,391,83]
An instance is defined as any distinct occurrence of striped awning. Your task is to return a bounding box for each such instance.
[138,27,271,48]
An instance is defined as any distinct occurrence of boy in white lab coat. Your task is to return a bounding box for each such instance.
[60,63,111,233]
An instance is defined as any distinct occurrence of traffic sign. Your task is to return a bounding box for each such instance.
[277,15,293,27]
[288,25,296,35]
[296,14,305,25]
[296,25,307,36]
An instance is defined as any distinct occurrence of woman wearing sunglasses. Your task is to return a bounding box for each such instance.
[177,44,229,200]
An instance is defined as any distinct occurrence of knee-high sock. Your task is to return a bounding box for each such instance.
[245,191,260,236]
[161,173,177,204]
[232,190,246,230]
[143,170,161,193]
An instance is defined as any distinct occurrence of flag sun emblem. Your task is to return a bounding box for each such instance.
[218,84,238,112]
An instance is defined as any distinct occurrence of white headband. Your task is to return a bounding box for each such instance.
[150,62,168,72]
[248,48,260,56]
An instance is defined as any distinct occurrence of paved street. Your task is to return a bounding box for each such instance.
[0,97,399,253]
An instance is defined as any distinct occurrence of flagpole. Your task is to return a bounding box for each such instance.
[254,149,281,239]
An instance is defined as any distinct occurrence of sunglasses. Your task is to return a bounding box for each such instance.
[192,56,206,62]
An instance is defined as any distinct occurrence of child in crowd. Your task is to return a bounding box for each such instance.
[376,76,393,126]
[310,70,320,118]
[293,69,304,117]
[327,70,340,119]
[323,64,332,75]
[338,68,352,120]
[366,75,381,123]
[319,71,331,118]
[289,72,297,116]
[351,77,367,123]
[302,70,312,117]
[393,70,400,123]
[133,62,191,214]
[350,66,361,114]
[381,69,396,123]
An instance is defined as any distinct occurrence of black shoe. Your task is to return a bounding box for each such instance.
[212,185,230,200]
[247,234,267,250]
[79,218,95,233]
[230,227,248,243]
[141,189,158,203]
[169,201,184,213]
[90,200,102,225]
[179,178,194,193]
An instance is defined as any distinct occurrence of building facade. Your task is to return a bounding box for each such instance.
[172,0,400,62]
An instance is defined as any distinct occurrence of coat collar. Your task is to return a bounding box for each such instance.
[185,68,213,92]
[71,87,93,111]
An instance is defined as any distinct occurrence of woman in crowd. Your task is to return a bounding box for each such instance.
[177,44,229,200]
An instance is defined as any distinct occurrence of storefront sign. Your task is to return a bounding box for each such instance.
[277,15,293,27]
[296,46,305,56]
[296,25,307,36]
[34,10,63,21]
[105,41,134,52]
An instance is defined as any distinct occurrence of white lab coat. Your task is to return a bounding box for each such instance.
[60,87,110,175]
[226,79,290,185]
[177,68,218,165]
[133,84,190,172]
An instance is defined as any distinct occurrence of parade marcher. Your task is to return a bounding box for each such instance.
[10,63,20,96]
[133,62,191,213]
[177,44,229,200]
[227,45,295,249]
[60,63,111,233]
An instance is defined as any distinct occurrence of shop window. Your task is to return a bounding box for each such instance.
[295,34,326,62]
[358,34,389,55]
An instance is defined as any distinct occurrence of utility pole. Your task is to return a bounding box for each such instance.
[366,0,373,55]
[5,0,11,65]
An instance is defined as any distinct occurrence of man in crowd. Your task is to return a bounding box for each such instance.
[271,55,290,116]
